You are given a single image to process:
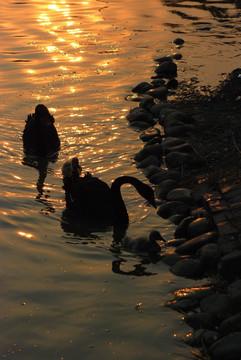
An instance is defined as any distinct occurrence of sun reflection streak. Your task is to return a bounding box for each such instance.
[18,231,34,239]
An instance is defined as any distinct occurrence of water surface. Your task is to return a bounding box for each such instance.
[0,0,240,359]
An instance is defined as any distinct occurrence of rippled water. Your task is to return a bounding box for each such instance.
[0,0,240,359]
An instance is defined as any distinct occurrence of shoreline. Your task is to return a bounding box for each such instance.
[125,53,241,359]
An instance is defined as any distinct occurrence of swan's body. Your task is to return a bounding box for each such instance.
[62,158,156,225]
[23,104,60,156]
[121,230,164,253]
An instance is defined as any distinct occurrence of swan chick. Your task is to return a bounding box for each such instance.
[122,230,165,253]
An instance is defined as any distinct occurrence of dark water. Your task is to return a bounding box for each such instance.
[0,0,240,359]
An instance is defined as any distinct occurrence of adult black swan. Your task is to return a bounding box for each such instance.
[23,104,60,156]
[62,157,156,225]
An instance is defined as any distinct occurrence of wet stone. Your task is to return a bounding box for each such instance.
[163,110,194,125]
[151,78,166,87]
[157,200,190,219]
[167,78,178,89]
[134,143,163,161]
[166,298,199,313]
[159,108,177,123]
[166,187,193,203]
[132,82,153,94]
[187,217,214,239]
[161,137,185,152]
[165,124,194,137]
[165,151,195,168]
[129,121,152,129]
[175,231,219,255]
[149,168,181,184]
[155,179,179,199]
[169,214,186,224]
[146,86,168,99]
[209,332,241,360]
[170,258,203,279]
[185,329,220,348]
[174,216,196,239]
[227,279,241,308]
[154,61,177,77]
[219,313,241,335]
[161,250,182,266]
[200,294,233,321]
[184,312,216,330]
[166,238,187,247]
[166,142,194,154]
[173,285,214,302]
[143,165,161,178]
[218,251,241,278]
[173,38,185,46]
[136,155,161,169]
[126,107,155,125]
[139,127,160,142]
[144,136,162,146]
[198,243,220,269]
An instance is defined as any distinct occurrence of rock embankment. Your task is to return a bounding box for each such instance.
[125,40,241,360]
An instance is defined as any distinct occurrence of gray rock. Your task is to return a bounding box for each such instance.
[146,86,168,99]
[154,61,177,76]
[139,127,161,142]
[166,298,199,313]
[129,121,152,129]
[227,279,241,308]
[200,294,233,321]
[165,142,194,154]
[143,165,161,178]
[187,217,214,239]
[173,38,184,45]
[161,137,185,153]
[219,313,241,335]
[157,200,190,219]
[218,251,241,278]
[154,56,173,63]
[132,82,153,94]
[171,258,203,278]
[166,187,193,203]
[136,155,161,168]
[184,329,220,348]
[191,207,209,218]
[165,124,194,137]
[163,111,194,125]
[139,96,155,111]
[169,214,186,224]
[173,285,214,302]
[175,231,219,255]
[161,250,182,266]
[165,151,196,168]
[199,243,220,269]
[209,332,241,360]
[151,79,166,87]
[174,216,196,239]
[184,312,216,330]
[159,108,177,123]
[149,168,181,184]
[134,143,163,161]
[126,107,155,125]
[155,179,179,199]
[144,136,162,146]
[167,238,187,247]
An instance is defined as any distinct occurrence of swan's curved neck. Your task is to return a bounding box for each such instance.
[111,176,141,224]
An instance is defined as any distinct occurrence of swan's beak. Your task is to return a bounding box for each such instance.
[150,199,157,209]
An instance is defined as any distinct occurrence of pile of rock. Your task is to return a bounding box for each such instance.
[125,42,241,359]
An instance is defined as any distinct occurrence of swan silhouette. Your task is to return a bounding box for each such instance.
[23,104,60,156]
[62,157,156,225]
[121,230,165,253]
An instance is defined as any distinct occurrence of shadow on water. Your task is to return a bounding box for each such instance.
[22,152,59,213]
[61,208,128,244]
[111,255,162,277]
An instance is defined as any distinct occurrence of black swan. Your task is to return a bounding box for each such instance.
[121,230,165,253]
[23,104,60,156]
[62,157,156,225]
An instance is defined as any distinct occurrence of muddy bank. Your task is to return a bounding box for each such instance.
[125,51,241,359]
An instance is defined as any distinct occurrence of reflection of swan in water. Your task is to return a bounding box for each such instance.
[112,256,161,277]
[22,155,57,214]
[62,157,156,226]
[121,230,165,254]
[23,104,60,157]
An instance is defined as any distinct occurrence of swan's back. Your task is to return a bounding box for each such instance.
[23,104,60,156]
[64,175,114,221]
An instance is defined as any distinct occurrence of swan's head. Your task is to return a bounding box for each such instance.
[138,183,156,209]
[34,104,53,125]
[62,157,82,178]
